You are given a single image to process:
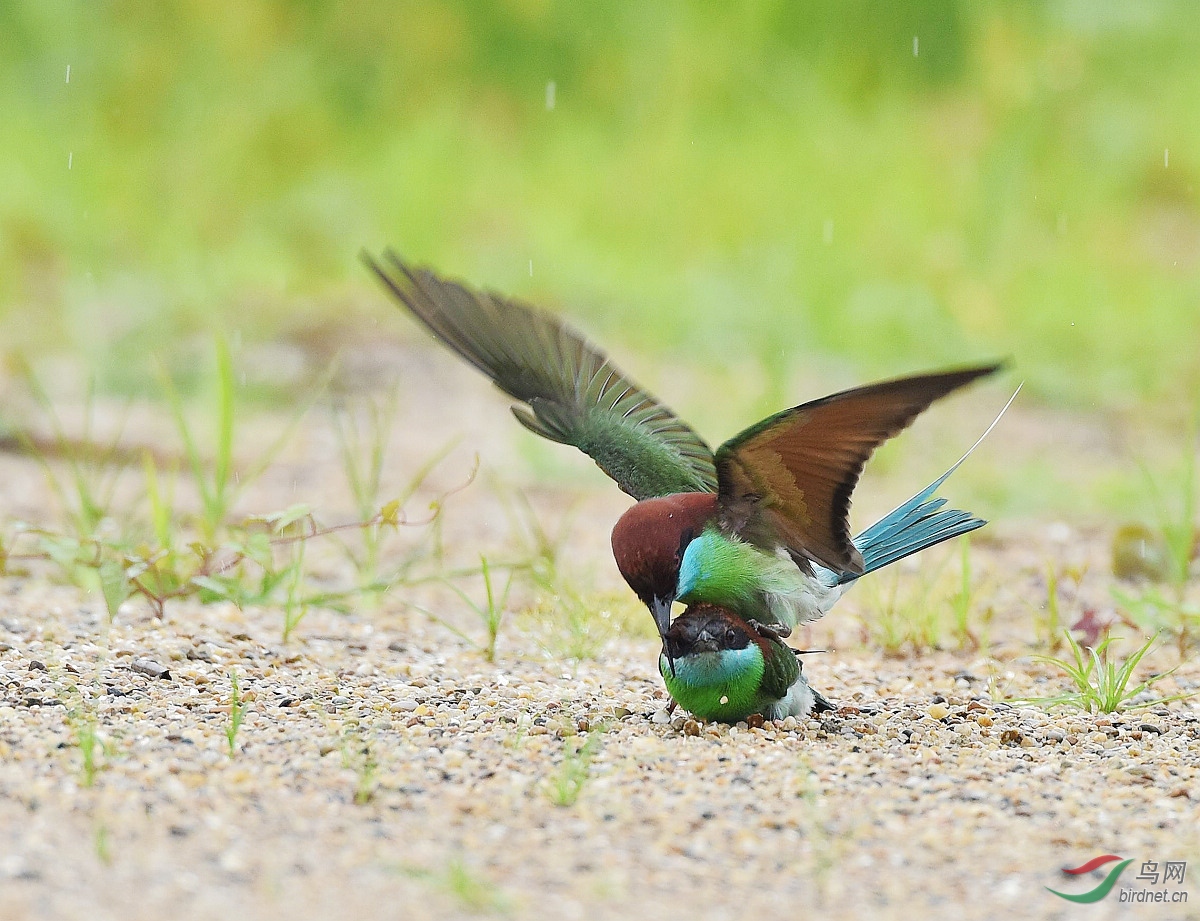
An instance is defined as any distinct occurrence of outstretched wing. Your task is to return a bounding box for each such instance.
[364,250,718,500]
[714,364,1002,575]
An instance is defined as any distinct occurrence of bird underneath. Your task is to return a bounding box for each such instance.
[363,250,1008,720]
[660,603,833,723]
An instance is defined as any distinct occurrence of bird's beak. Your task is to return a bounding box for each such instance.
[693,628,717,654]
[652,596,676,676]
[651,596,674,636]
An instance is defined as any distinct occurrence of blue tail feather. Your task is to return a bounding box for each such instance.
[831,385,1019,587]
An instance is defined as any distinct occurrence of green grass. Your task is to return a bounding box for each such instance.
[225,669,245,758]
[1016,631,1192,714]
[857,543,991,655]
[1110,417,1199,656]
[418,556,514,663]
[544,729,603,808]
[399,856,511,916]
[3,4,1199,451]
[67,704,106,787]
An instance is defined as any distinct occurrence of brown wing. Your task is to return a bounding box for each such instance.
[714,365,1002,576]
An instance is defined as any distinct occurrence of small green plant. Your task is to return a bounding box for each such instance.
[794,758,835,904]
[422,556,514,662]
[225,670,245,758]
[1029,562,1088,653]
[1114,420,1199,657]
[159,336,323,543]
[948,539,989,650]
[545,730,603,807]
[338,732,378,805]
[94,820,112,865]
[399,856,511,915]
[280,539,310,643]
[442,856,510,914]
[1138,413,1198,594]
[858,548,959,655]
[17,368,129,541]
[68,705,106,787]
[1015,631,1192,713]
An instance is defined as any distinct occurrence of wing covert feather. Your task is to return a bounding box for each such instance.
[716,365,1001,574]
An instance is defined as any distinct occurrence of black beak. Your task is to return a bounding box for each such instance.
[652,596,676,676]
[692,628,717,654]
[651,596,674,636]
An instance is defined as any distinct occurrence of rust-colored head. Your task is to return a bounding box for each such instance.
[610,492,719,636]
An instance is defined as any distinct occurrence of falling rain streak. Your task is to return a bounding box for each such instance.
[1165,148,1170,168]
[913,36,919,57]
[65,64,71,83]
[545,80,556,111]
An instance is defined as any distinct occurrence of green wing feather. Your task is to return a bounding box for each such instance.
[364,250,718,500]
[715,365,1001,575]
[756,635,801,703]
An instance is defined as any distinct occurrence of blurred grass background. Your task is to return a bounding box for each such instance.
[1,1,1197,515]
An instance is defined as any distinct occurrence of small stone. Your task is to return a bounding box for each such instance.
[1000,729,1022,745]
[927,703,949,720]
[746,713,765,730]
[683,719,701,737]
[1044,729,1066,742]
[27,660,46,671]
[393,698,419,712]
[651,709,672,724]
[132,659,171,680]
[613,707,632,719]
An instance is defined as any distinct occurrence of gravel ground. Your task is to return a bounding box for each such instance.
[0,356,1198,921]
[1,586,1197,921]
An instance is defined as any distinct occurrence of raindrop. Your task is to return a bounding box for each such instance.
[65,64,71,83]
[545,80,556,111]
[528,259,533,277]
[1164,148,1170,168]
[68,151,73,169]
[913,36,919,57]
[823,219,834,245]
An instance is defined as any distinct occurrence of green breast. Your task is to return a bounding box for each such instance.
[660,645,766,723]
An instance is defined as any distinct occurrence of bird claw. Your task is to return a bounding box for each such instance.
[748,619,791,641]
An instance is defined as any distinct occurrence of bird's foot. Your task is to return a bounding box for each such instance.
[666,698,677,715]
[748,619,791,641]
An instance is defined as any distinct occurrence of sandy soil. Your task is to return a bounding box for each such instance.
[0,342,1198,921]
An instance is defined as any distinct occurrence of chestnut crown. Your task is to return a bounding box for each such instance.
[610,492,718,613]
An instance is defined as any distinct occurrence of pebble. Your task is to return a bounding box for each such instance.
[132,659,171,679]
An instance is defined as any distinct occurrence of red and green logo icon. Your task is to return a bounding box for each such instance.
[1047,855,1132,903]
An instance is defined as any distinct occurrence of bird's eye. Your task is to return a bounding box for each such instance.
[725,628,738,644]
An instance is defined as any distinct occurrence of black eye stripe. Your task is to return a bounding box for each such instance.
[676,527,695,560]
